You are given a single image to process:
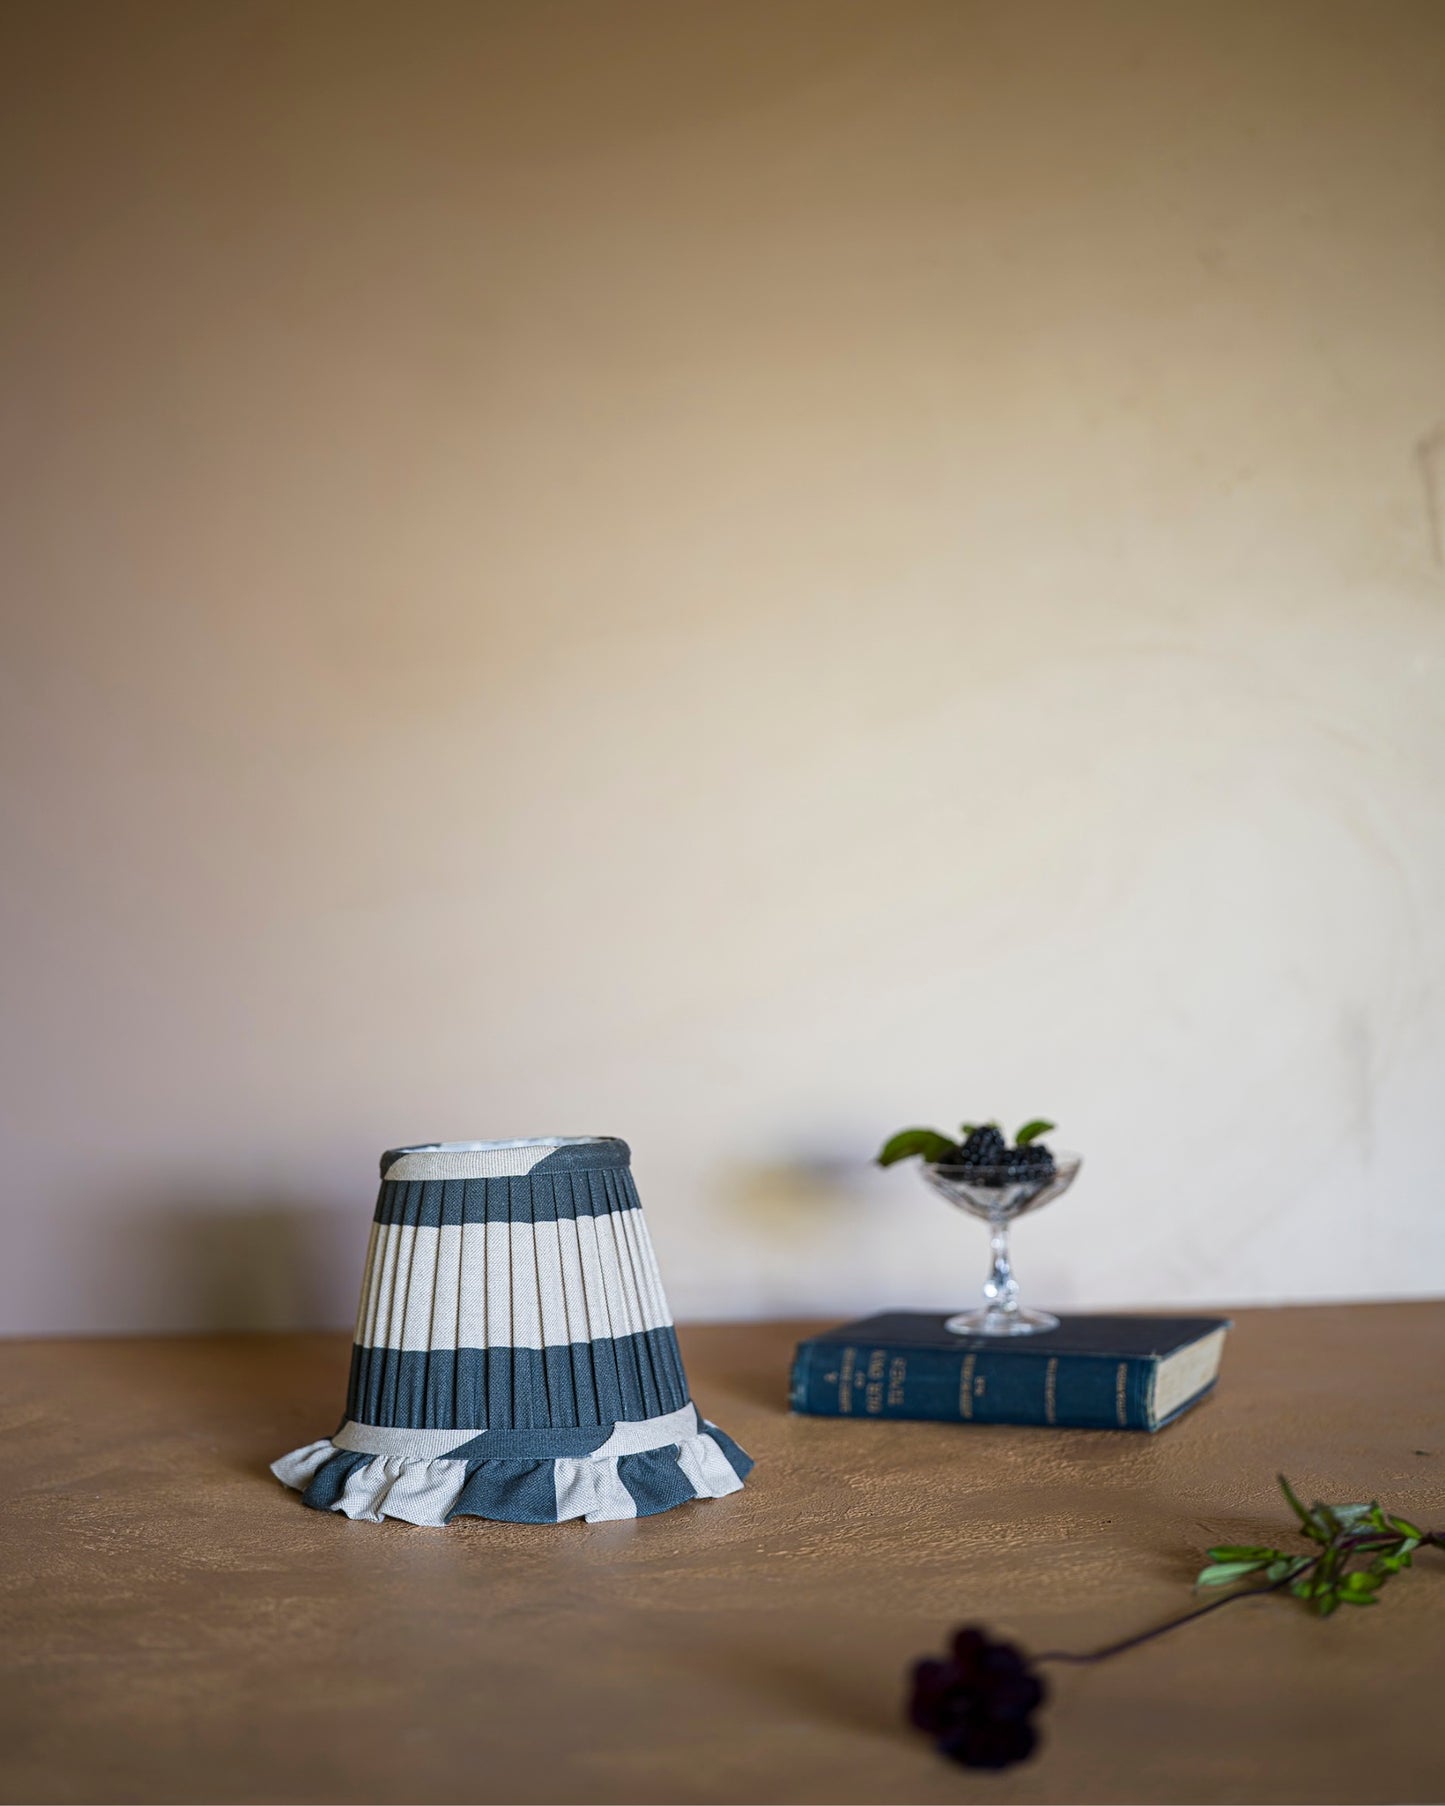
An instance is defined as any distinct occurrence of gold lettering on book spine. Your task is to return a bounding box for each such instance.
[865,1348,887,1414]
[887,1355,907,1409]
[838,1346,856,1413]
[959,1353,976,1419]
[1044,1356,1059,1425]
[1115,1361,1129,1427]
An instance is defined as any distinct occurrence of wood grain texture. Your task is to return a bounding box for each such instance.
[1,1305,1442,1804]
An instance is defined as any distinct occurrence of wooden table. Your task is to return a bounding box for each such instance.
[2,1304,1441,1804]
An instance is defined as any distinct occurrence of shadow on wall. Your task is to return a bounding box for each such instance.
[710,1153,876,1316]
[116,1195,366,1333]
[719,1155,865,1240]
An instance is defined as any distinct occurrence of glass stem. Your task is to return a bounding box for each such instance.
[983,1215,1018,1317]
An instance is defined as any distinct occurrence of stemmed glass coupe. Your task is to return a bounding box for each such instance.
[922,1153,1081,1336]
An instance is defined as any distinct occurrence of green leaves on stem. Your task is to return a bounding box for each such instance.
[1193,1476,1435,1617]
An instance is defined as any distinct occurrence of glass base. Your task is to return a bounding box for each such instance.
[945,1306,1060,1338]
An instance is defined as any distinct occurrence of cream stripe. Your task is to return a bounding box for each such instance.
[352,1221,381,1345]
[533,1218,569,1348]
[573,1206,618,1345]
[425,1204,448,1347]
[329,1403,699,1461]
[676,1434,746,1499]
[552,1456,637,1522]
[332,1422,477,1459]
[486,1202,511,1347]
[354,1220,676,1352]
[554,1206,590,1347]
[594,1402,698,1456]
[508,1215,541,1349]
[619,1206,669,1336]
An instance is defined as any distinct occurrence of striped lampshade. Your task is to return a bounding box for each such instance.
[271,1137,752,1525]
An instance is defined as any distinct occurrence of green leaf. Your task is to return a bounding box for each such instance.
[1315,1591,1340,1617]
[877,1129,959,1167]
[1196,1560,1269,1587]
[1339,1591,1377,1606]
[1389,1514,1423,1540]
[1329,1503,1374,1529]
[1279,1475,1329,1542]
[1014,1119,1056,1146]
[1278,1473,1312,1525]
[1267,1556,1311,1582]
[1208,1545,1279,1562]
[1341,1570,1381,1594]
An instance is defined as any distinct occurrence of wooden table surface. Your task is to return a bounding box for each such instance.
[2,1304,1442,1805]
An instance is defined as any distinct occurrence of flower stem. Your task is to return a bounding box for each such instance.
[1034,1565,1315,1666]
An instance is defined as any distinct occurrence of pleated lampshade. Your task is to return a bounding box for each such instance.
[271,1137,753,1525]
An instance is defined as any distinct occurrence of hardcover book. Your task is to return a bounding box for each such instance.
[790,1312,1230,1432]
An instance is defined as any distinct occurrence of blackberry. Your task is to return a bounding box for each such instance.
[941,1129,1056,1186]
[953,1125,1007,1169]
[1001,1143,1056,1183]
[935,1122,1057,1187]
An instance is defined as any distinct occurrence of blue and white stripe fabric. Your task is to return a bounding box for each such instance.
[271,1137,753,1525]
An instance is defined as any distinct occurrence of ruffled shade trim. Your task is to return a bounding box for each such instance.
[271,1412,752,1527]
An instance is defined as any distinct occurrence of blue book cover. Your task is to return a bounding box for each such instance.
[790,1312,1231,1432]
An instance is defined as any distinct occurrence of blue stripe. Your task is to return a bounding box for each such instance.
[345,1327,691,1430]
[617,1446,696,1516]
[373,1164,643,1227]
[702,1422,755,1480]
[447,1459,558,1524]
[443,1424,612,1459]
[299,1450,371,1511]
[531,1139,631,1173]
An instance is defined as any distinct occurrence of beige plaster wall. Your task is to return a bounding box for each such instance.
[2,0,1443,1333]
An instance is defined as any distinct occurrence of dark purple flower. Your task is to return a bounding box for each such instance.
[908,1626,1047,1770]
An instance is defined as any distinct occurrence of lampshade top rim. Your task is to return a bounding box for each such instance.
[391,1137,617,1156]
[379,1137,632,1183]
